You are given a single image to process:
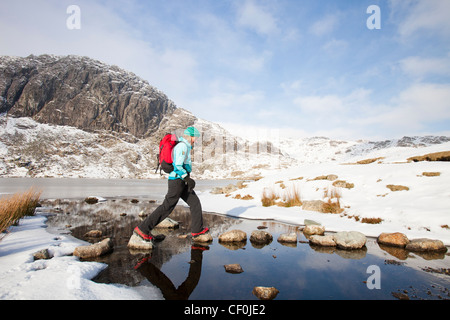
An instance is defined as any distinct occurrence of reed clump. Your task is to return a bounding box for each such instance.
[261,185,302,207]
[0,188,42,239]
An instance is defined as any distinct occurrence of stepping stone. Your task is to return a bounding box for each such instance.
[127,234,153,250]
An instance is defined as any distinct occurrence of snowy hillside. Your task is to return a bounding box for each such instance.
[1,114,449,183]
[199,140,450,245]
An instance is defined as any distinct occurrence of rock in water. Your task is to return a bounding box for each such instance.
[250,231,273,244]
[252,287,279,300]
[192,232,213,243]
[405,238,447,252]
[127,234,153,250]
[333,231,366,250]
[74,238,113,258]
[309,235,337,247]
[377,232,409,248]
[218,230,247,242]
[303,225,325,235]
[224,264,244,274]
[155,217,179,229]
[277,233,297,243]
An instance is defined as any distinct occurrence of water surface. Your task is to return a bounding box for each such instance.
[42,198,450,300]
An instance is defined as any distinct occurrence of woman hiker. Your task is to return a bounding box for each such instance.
[128,126,211,249]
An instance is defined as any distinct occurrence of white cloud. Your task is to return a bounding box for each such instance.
[354,83,450,136]
[309,14,339,36]
[293,88,371,116]
[237,50,272,72]
[392,0,450,38]
[399,54,450,78]
[390,83,450,123]
[294,94,344,114]
[322,39,348,53]
[236,0,279,36]
[289,83,450,139]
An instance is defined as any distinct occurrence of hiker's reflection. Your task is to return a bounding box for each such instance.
[136,245,208,300]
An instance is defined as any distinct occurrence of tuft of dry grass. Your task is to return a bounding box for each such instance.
[386,184,409,192]
[282,185,302,207]
[361,217,383,224]
[422,172,441,177]
[0,188,42,239]
[322,187,344,214]
[261,188,279,207]
[322,200,344,214]
[261,185,302,207]
[233,194,254,200]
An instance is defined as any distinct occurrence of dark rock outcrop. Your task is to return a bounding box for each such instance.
[0,54,176,138]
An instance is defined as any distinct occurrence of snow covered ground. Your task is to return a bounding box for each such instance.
[0,213,163,300]
[0,215,162,300]
[199,141,450,246]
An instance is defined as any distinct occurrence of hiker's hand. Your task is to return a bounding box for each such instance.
[184,176,196,192]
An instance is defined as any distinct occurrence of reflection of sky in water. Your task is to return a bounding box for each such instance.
[44,199,450,300]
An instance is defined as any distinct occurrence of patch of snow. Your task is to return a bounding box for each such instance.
[0,214,163,300]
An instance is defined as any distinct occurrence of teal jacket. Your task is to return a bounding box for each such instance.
[168,137,192,180]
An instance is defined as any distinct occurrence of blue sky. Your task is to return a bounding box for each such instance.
[1,0,449,140]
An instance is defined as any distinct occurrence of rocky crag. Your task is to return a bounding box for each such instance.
[0,54,175,138]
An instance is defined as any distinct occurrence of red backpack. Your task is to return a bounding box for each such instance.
[155,134,179,174]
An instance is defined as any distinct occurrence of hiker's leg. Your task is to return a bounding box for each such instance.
[138,179,184,234]
[181,188,204,234]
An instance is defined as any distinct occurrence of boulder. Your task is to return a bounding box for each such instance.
[84,230,102,238]
[277,233,297,243]
[309,235,336,247]
[155,217,179,229]
[303,225,325,235]
[302,200,326,212]
[224,264,244,274]
[33,249,51,260]
[250,230,273,244]
[377,232,409,248]
[252,287,279,300]
[74,238,113,258]
[219,230,247,242]
[193,232,213,243]
[405,238,447,252]
[127,234,153,250]
[333,231,366,250]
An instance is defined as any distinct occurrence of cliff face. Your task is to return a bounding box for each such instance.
[0,54,176,138]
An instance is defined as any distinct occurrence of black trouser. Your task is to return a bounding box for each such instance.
[138,178,204,234]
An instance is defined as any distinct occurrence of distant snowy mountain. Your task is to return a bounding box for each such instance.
[274,135,450,165]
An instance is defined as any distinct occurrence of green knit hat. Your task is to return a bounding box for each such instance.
[184,126,201,137]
